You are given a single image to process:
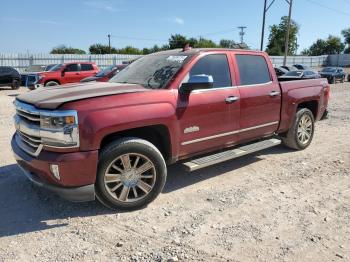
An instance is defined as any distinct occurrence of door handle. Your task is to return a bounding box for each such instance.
[75,73,80,75]
[225,96,239,103]
[269,91,280,97]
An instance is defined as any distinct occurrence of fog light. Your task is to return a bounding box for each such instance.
[50,164,60,180]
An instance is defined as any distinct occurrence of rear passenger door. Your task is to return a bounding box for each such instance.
[80,64,96,79]
[63,63,81,84]
[233,53,281,142]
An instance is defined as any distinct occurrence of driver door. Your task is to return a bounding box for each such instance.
[176,53,240,157]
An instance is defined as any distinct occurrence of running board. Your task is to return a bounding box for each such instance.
[182,138,281,172]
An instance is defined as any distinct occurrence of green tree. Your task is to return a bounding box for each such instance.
[89,44,117,54]
[168,34,188,49]
[341,28,350,53]
[265,16,299,56]
[194,37,217,48]
[117,46,142,55]
[302,36,345,55]
[50,45,86,54]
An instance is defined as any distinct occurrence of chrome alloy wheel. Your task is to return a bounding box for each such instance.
[297,114,313,145]
[104,153,156,203]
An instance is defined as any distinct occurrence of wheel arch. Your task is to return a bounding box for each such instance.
[44,79,61,86]
[297,100,318,119]
[100,125,172,163]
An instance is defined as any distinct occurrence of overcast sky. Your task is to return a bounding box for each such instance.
[0,0,349,53]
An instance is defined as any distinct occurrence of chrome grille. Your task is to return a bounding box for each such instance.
[14,101,43,156]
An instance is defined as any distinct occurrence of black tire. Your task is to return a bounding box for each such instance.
[332,76,336,84]
[281,108,315,150]
[45,81,59,86]
[11,79,20,90]
[95,137,167,211]
[340,77,344,83]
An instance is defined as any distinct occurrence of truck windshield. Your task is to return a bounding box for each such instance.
[48,64,64,71]
[110,53,191,89]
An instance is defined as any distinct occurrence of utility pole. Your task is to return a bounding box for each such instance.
[260,0,276,51]
[238,26,247,44]
[108,34,111,53]
[283,0,293,66]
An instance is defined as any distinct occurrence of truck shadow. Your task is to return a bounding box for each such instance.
[0,146,291,237]
[164,145,292,193]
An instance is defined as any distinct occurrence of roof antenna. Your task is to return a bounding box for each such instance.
[183,43,191,51]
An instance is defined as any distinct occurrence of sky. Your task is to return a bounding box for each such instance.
[0,0,349,54]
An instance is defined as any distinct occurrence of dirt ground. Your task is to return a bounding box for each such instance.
[0,82,349,262]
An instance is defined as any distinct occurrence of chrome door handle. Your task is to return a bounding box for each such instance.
[225,96,239,103]
[269,91,280,97]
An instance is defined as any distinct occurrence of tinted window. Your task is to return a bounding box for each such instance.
[65,64,79,72]
[187,54,231,88]
[81,64,94,71]
[285,71,303,76]
[236,55,271,85]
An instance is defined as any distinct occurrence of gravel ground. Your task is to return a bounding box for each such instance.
[0,83,349,262]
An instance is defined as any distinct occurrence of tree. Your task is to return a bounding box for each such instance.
[50,45,86,54]
[265,16,299,56]
[117,46,142,55]
[341,28,350,53]
[302,35,345,55]
[89,43,117,54]
[194,37,217,48]
[168,34,188,49]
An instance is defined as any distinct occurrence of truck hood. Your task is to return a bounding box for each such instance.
[16,82,150,109]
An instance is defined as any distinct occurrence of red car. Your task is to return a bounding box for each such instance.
[12,48,330,210]
[28,62,99,89]
[80,65,127,83]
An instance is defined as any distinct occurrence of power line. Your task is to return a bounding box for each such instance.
[305,0,350,17]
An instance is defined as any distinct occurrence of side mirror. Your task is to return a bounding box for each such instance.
[180,74,214,93]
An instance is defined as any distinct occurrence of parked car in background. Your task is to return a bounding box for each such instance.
[80,64,127,83]
[0,66,20,89]
[27,62,99,89]
[319,67,346,84]
[347,73,350,82]
[274,67,289,76]
[293,64,309,70]
[12,48,330,210]
[278,70,320,81]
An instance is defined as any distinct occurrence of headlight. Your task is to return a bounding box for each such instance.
[40,111,79,148]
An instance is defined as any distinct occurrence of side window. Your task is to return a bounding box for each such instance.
[236,55,271,85]
[81,64,94,71]
[185,54,231,88]
[65,64,79,72]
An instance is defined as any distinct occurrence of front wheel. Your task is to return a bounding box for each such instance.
[45,81,59,87]
[281,108,315,150]
[95,138,167,210]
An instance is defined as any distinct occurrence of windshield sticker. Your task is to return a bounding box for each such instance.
[166,56,187,63]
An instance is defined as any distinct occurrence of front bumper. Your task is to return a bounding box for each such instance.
[11,135,98,202]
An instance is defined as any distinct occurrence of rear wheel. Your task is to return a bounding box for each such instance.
[11,79,20,90]
[95,138,167,210]
[281,108,315,150]
[45,81,59,86]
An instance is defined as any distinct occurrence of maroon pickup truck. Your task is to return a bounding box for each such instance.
[11,48,330,210]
